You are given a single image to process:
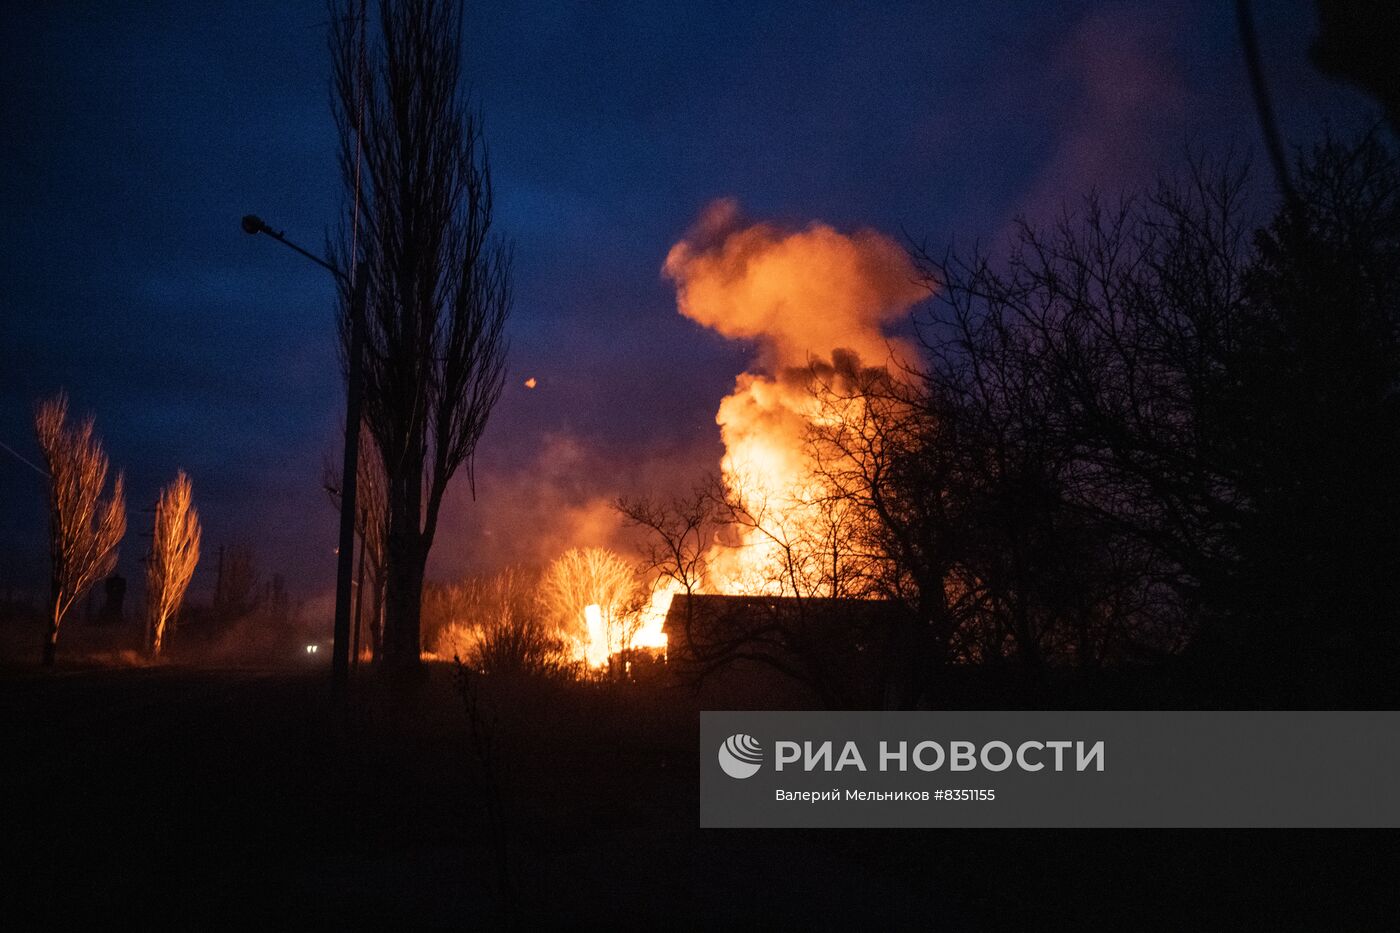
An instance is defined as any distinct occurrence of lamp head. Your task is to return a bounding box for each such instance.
[241,214,267,236]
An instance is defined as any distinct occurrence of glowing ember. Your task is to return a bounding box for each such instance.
[524,377,537,389]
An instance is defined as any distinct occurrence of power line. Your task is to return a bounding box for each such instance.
[1236,0,1297,206]
[0,438,47,477]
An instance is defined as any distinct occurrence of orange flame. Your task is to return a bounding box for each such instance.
[665,199,924,595]
[543,547,671,669]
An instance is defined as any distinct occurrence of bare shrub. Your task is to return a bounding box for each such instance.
[432,568,573,677]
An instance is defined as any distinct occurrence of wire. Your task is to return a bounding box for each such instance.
[0,438,48,477]
[1236,0,1297,205]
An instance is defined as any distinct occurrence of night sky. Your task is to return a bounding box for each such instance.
[0,1,1373,611]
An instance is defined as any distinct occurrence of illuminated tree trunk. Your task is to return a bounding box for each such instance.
[369,582,385,659]
[352,530,367,667]
[382,536,426,669]
[43,579,62,667]
[381,450,427,671]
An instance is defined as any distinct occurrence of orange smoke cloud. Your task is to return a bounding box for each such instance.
[664,200,927,595]
[663,197,925,369]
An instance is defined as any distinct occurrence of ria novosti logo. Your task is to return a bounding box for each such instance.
[718,733,764,779]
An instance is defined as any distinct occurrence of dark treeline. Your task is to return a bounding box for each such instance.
[633,131,1400,707]
[812,131,1400,703]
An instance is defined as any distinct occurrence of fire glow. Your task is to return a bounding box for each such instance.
[574,583,676,669]
[497,200,923,671]
[663,198,923,596]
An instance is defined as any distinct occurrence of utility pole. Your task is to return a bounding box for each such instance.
[331,266,369,689]
[240,214,367,692]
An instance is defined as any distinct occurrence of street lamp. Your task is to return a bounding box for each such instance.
[242,214,367,692]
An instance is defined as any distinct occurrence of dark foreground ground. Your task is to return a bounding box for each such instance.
[2,664,1397,928]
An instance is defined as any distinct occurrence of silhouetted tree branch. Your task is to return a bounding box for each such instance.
[330,0,512,673]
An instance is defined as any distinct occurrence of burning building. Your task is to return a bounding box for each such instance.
[584,199,935,698]
[441,201,929,683]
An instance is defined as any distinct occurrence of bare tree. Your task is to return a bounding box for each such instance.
[803,357,968,701]
[539,547,642,670]
[1220,132,1400,674]
[623,470,903,706]
[146,471,202,656]
[214,544,259,618]
[908,159,1255,670]
[708,468,869,600]
[34,392,127,666]
[617,485,719,603]
[331,0,512,672]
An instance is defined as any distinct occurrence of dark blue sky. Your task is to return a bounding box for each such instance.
[0,1,1374,609]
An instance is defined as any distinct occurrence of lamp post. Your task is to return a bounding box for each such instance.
[241,214,366,692]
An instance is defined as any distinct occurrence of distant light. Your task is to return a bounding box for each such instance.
[306,644,319,654]
[524,377,537,389]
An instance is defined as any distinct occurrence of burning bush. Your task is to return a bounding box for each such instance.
[539,547,643,669]
[430,568,574,678]
[425,551,671,679]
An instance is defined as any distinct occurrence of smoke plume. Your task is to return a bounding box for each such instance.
[664,199,926,593]
[664,198,924,369]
